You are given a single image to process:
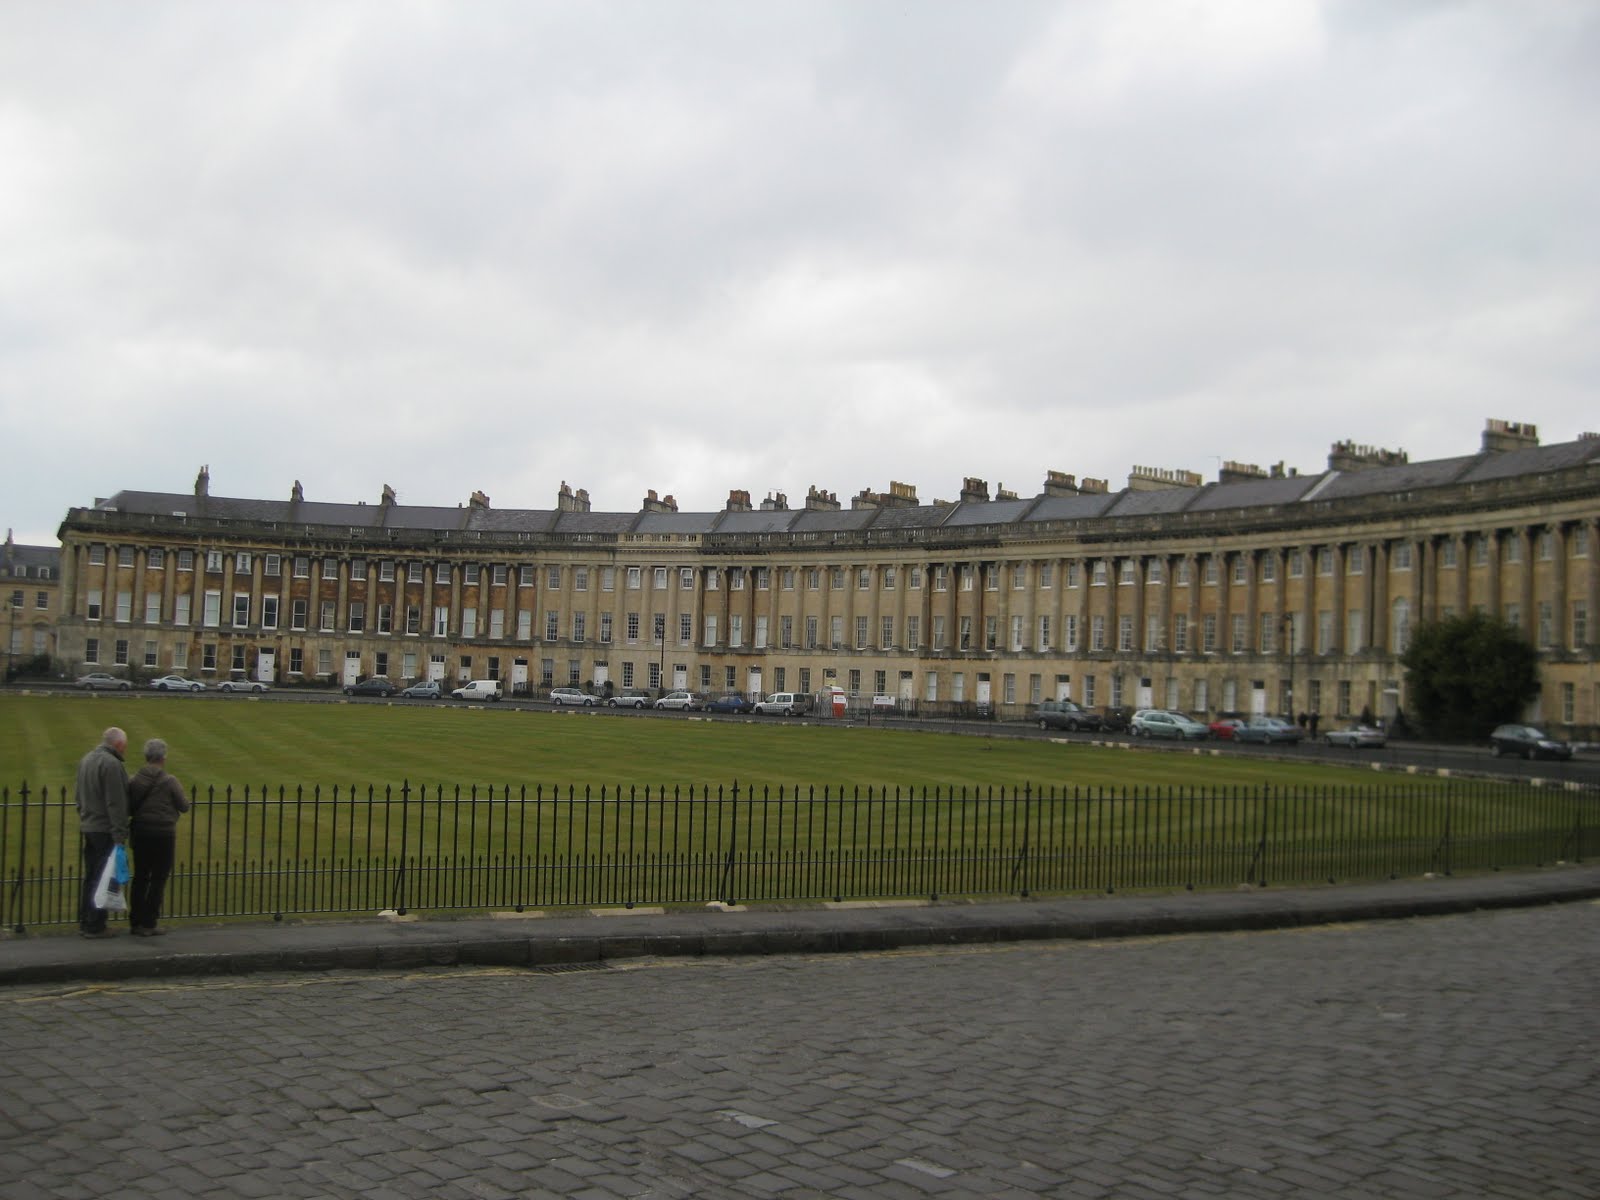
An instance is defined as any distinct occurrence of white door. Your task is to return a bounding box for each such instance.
[898,671,914,703]
[747,668,762,696]
[513,662,530,691]
[976,677,992,707]
[673,667,687,689]
[589,663,605,689]
[342,653,361,686]
[427,658,445,683]
[1136,678,1153,708]
[256,651,275,684]
[1250,682,1267,716]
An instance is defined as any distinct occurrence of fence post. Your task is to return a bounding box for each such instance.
[1010,783,1032,898]
[718,780,739,906]
[5,783,30,934]
[389,781,410,914]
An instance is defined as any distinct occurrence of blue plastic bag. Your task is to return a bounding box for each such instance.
[92,845,130,911]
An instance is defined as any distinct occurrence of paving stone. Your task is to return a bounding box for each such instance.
[5,903,1599,1200]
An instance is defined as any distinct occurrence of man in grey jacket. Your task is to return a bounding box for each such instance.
[75,726,130,937]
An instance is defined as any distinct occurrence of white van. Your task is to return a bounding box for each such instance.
[451,679,503,702]
[753,692,810,716]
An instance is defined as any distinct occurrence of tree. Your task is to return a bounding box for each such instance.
[1400,612,1540,740]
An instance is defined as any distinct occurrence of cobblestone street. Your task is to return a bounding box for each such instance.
[3,902,1597,1199]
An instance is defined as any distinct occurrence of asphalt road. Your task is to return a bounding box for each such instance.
[3,901,1596,1199]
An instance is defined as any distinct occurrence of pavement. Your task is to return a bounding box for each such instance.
[6,862,1600,988]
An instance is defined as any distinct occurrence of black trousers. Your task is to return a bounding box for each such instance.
[78,832,116,933]
[129,830,176,930]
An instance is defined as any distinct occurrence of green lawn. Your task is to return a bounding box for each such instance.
[3,693,1392,794]
[3,695,1586,921]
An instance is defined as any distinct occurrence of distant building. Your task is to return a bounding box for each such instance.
[1,531,62,675]
[48,423,1600,734]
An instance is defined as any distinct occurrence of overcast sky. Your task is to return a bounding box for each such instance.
[3,1,1597,546]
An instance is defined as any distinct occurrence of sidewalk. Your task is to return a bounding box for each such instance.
[5,864,1599,987]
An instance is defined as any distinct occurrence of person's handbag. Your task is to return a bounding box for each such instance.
[92,844,130,912]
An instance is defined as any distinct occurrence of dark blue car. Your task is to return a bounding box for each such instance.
[704,693,754,714]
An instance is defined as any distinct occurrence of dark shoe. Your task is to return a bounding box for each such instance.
[79,928,115,939]
[132,926,168,937]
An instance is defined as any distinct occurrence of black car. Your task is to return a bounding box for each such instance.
[344,677,398,697]
[1095,706,1134,733]
[1489,724,1573,761]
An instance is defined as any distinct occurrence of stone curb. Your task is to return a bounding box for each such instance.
[3,865,1598,988]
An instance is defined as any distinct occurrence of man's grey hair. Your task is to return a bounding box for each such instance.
[102,727,127,751]
[143,738,168,762]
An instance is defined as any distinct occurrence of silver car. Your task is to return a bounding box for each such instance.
[654,691,701,711]
[216,679,270,693]
[1323,723,1385,748]
[75,672,131,691]
[549,687,599,707]
[1130,709,1210,740]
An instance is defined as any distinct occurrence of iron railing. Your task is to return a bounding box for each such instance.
[3,779,1594,930]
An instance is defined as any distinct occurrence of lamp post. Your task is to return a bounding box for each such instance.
[656,612,666,698]
[1279,612,1295,721]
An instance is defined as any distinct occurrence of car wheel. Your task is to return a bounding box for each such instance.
[1490,743,1502,757]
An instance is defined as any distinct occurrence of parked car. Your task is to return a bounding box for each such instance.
[1208,717,1247,741]
[1092,707,1133,733]
[704,692,754,714]
[606,689,652,709]
[549,686,599,707]
[1323,723,1386,749]
[1488,724,1573,761]
[1234,717,1305,745]
[1035,699,1102,732]
[344,677,397,697]
[654,691,701,711]
[452,679,504,702]
[1131,709,1210,740]
[399,681,441,699]
[753,692,810,716]
[216,679,269,693]
[75,672,131,691]
[149,674,205,692]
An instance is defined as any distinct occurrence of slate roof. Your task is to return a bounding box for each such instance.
[1185,474,1321,512]
[1,540,59,577]
[75,436,1600,545]
[943,498,1034,528]
[713,510,805,535]
[1022,492,1120,522]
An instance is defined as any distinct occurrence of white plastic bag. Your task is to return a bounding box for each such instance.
[92,845,129,912]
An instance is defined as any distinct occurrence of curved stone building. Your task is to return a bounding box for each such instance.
[53,420,1600,735]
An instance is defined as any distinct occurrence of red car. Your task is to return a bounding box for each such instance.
[1208,718,1246,740]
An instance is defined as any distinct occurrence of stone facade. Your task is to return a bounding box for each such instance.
[48,425,1600,734]
[2,531,62,675]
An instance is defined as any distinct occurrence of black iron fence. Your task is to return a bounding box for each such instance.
[4,779,1594,930]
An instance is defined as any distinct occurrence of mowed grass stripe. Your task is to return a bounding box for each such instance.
[5,694,1407,795]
